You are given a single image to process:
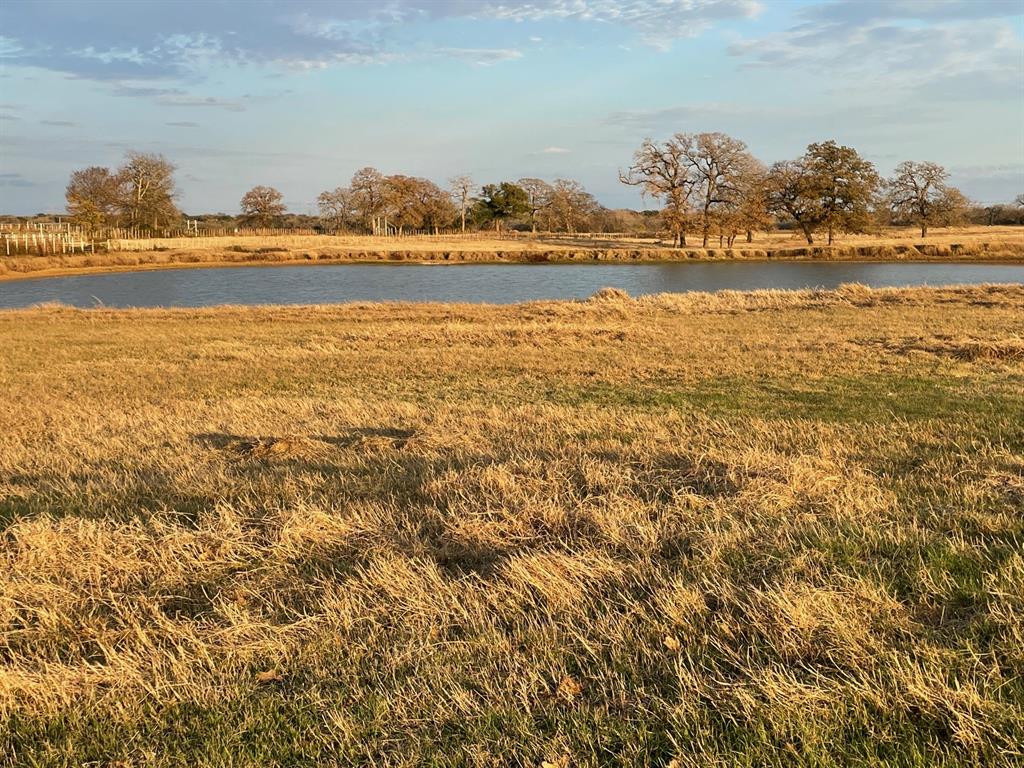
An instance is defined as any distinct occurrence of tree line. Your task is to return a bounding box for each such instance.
[620,134,975,245]
[64,136,1020,242]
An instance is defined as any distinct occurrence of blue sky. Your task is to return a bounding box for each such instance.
[1,0,1022,215]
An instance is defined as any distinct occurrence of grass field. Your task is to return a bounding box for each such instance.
[1,225,1022,281]
[2,284,1023,766]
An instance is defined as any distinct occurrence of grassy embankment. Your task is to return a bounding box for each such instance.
[1,226,1022,281]
[1,284,1023,766]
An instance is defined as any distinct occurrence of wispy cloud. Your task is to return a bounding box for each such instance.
[166,121,200,128]
[0,172,33,188]
[108,83,245,111]
[110,84,184,98]
[539,146,571,154]
[157,95,245,112]
[480,0,763,50]
[40,119,77,126]
[435,47,523,66]
[728,0,1021,101]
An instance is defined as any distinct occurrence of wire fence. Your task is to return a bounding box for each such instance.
[0,223,547,255]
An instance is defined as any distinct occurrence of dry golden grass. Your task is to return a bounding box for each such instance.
[1,284,1023,765]
[1,225,1021,281]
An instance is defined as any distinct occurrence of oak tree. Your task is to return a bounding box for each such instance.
[887,161,968,237]
[803,140,881,245]
[240,186,286,227]
[65,166,121,231]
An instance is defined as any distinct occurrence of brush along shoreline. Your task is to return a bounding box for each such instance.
[1,237,1023,281]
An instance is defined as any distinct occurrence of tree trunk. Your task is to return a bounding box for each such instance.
[746,229,752,243]
[921,224,927,238]
[827,225,834,245]
[460,208,466,233]
[681,232,687,247]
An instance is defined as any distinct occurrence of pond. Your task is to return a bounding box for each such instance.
[1,262,1022,309]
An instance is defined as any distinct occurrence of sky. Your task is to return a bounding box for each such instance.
[1,0,1022,215]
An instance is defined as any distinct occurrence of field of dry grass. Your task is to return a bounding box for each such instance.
[2,284,1023,765]
[1,225,1022,281]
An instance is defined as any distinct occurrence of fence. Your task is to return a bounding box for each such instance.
[2,231,94,255]
[0,223,602,257]
[0,221,82,234]
[69,225,323,240]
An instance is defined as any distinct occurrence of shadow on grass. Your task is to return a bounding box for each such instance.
[192,427,416,455]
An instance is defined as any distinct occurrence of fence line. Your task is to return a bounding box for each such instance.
[0,223,627,257]
[2,232,93,255]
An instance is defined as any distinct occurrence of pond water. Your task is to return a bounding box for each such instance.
[1,262,1022,309]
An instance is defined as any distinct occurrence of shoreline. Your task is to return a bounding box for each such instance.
[3,283,1023,316]
[2,245,1024,283]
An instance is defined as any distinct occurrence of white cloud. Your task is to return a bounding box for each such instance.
[1,0,765,82]
[540,146,571,154]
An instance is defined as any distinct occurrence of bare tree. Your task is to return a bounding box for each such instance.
[65,166,121,231]
[117,151,179,228]
[239,186,286,227]
[676,132,757,247]
[888,161,969,237]
[350,167,387,233]
[448,175,474,233]
[711,162,771,247]
[620,138,693,247]
[544,179,599,234]
[516,177,553,233]
[317,187,354,231]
